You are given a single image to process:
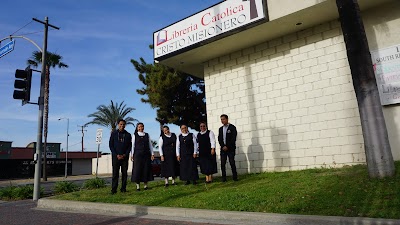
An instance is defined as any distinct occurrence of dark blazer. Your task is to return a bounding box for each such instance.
[218,124,237,152]
[109,129,132,156]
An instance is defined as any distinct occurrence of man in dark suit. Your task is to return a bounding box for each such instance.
[109,119,132,194]
[218,114,238,182]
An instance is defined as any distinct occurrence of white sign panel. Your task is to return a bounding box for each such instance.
[371,44,400,105]
[96,128,103,144]
[154,0,265,59]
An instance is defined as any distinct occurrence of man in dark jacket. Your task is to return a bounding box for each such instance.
[109,119,132,194]
[218,114,238,182]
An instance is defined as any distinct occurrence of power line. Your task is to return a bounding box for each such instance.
[17,28,58,36]
[67,141,82,148]
[17,30,43,36]
[11,20,34,36]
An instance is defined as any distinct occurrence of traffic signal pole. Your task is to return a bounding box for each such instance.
[32,17,59,201]
[32,18,47,201]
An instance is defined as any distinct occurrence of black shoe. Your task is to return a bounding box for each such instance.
[233,178,239,181]
[171,183,177,186]
[185,181,190,185]
[144,187,148,190]
[165,184,169,187]
[136,188,140,192]
[120,189,126,193]
[111,191,117,195]
[192,181,197,185]
[221,178,227,182]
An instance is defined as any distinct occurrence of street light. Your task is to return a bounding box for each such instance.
[58,117,69,178]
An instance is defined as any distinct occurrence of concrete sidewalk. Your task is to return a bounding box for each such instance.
[37,199,400,225]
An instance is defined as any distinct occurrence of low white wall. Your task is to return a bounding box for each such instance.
[91,155,133,175]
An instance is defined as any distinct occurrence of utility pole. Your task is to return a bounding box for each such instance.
[33,17,59,201]
[78,125,87,152]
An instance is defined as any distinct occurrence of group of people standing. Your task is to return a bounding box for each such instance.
[109,114,238,194]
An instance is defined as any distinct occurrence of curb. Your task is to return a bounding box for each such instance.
[37,199,400,225]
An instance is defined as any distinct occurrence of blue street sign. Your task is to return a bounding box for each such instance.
[0,40,15,58]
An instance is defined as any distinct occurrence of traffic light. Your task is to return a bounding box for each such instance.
[13,67,32,105]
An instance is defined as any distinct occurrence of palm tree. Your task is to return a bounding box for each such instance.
[336,0,394,178]
[27,51,68,181]
[85,100,138,133]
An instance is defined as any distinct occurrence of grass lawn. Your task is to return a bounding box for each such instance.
[54,161,400,219]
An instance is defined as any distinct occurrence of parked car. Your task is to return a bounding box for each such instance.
[151,157,161,177]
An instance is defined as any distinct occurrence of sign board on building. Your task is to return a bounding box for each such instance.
[41,151,57,159]
[153,0,265,60]
[371,44,400,105]
[0,141,12,159]
[96,128,103,144]
[0,40,15,59]
[32,142,61,158]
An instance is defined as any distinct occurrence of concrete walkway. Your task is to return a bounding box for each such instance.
[37,199,400,225]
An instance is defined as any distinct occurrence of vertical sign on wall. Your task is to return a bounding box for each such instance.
[371,44,400,105]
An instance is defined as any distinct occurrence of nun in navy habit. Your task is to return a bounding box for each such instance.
[158,125,178,187]
[176,124,199,185]
[130,122,154,191]
[197,122,217,183]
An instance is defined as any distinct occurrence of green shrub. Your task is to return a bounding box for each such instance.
[0,186,15,200]
[53,181,79,194]
[0,185,44,200]
[12,185,34,199]
[82,178,106,189]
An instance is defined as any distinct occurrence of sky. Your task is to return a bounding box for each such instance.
[0,0,221,154]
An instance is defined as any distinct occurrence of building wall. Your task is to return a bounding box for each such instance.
[72,159,93,175]
[204,2,400,174]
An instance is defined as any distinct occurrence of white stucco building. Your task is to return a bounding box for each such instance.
[154,0,400,174]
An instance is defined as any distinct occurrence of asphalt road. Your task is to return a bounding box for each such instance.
[0,200,225,225]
